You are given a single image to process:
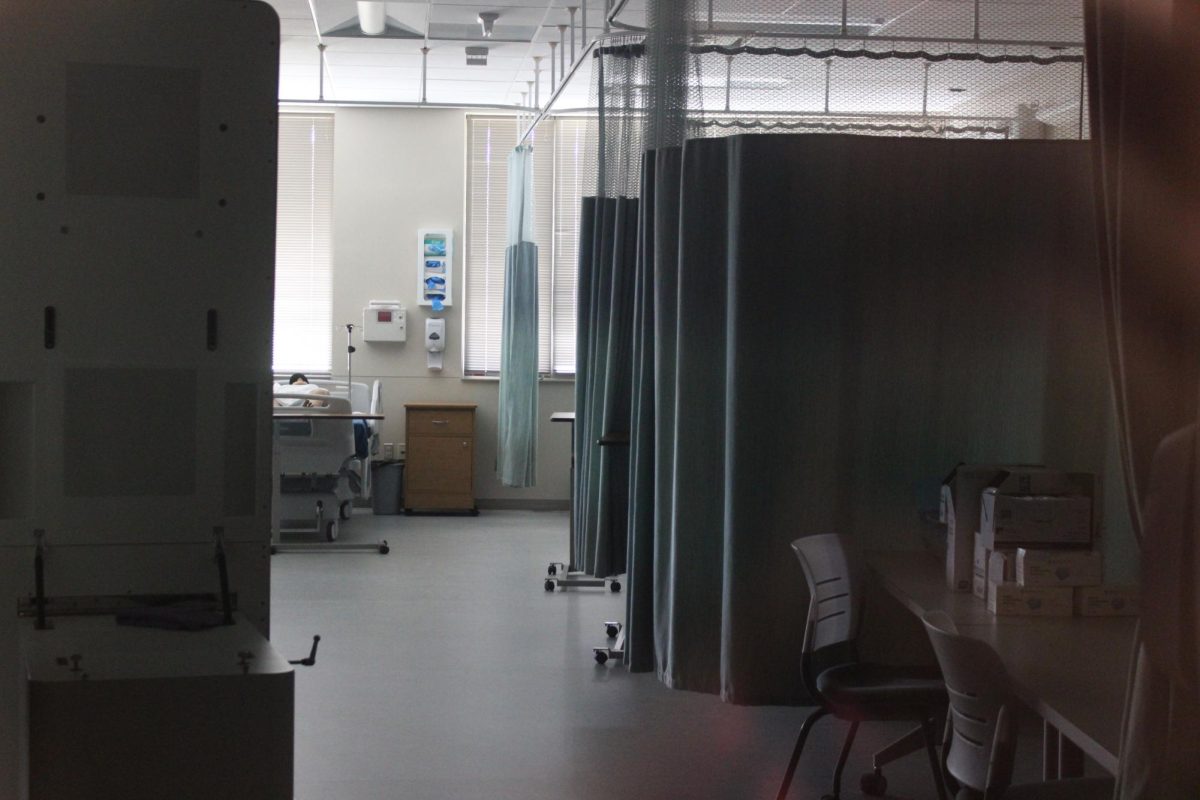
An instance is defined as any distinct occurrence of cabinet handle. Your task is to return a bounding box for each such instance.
[462,441,468,448]
[432,419,448,425]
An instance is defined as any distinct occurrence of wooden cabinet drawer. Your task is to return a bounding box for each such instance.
[406,408,473,436]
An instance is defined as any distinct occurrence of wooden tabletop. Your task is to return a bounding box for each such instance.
[404,402,477,410]
[869,550,1134,774]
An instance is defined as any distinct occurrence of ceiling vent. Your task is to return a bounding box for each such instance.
[466,47,489,66]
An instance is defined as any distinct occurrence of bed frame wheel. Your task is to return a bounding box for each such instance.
[339,500,352,521]
[324,520,338,542]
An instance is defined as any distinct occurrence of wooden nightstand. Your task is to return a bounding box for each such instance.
[403,403,478,514]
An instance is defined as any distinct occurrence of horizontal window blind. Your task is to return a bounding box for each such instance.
[464,115,585,377]
[273,113,334,373]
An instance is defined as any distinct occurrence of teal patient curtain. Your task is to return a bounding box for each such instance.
[497,145,538,487]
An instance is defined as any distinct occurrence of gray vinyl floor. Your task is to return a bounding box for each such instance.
[270,510,1045,800]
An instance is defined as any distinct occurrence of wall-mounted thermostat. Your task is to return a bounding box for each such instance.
[363,300,406,342]
[417,228,453,309]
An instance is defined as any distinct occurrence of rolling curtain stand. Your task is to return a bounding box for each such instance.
[1086,2,1200,796]
[560,195,638,600]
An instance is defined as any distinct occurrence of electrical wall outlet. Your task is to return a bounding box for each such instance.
[396,442,406,461]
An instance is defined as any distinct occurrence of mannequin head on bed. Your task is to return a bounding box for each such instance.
[274,374,330,407]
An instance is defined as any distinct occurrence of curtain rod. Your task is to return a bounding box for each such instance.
[605,0,1084,50]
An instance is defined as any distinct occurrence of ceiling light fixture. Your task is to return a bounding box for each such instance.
[478,12,499,38]
[356,1,386,36]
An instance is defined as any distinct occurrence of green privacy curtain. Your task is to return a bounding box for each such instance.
[497,145,538,487]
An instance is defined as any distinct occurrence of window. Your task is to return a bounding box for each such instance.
[464,115,592,377]
[273,113,334,373]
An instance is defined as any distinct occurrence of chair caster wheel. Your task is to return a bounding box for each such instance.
[544,580,555,592]
[609,580,621,593]
[605,623,620,638]
[378,542,390,555]
[594,650,608,665]
[861,769,887,796]
[548,564,557,576]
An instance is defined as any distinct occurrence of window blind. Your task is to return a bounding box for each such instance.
[464,115,586,377]
[273,114,334,373]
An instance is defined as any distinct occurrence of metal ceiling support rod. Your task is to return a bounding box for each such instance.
[534,57,543,107]
[973,0,981,41]
[516,34,605,145]
[318,42,327,101]
[558,25,568,77]
[568,7,578,63]
[724,54,733,112]
[550,41,558,91]
[420,46,430,103]
[824,60,832,114]
[280,99,531,111]
[581,2,588,52]
[841,0,849,36]
[708,0,715,32]
[604,0,1082,48]
[603,0,610,33]
[922,62,930,116]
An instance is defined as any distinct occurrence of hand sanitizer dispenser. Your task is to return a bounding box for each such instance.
[425,318,445,370]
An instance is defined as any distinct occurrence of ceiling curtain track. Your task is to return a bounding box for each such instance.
[1086,1,1200,796]
[497,145,539,487]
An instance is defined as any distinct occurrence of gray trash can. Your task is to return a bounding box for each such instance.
[371,461,404,515]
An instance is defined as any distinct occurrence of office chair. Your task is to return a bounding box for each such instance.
[778,534,949,800]
[921,611,1115,800]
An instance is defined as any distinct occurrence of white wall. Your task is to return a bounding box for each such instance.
[325,107,572,505]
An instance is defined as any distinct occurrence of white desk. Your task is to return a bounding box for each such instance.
[870,550,1134,777]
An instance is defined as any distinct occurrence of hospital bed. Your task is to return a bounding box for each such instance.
[272,380,388,554]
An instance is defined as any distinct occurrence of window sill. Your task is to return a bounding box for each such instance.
[461,375,575,384]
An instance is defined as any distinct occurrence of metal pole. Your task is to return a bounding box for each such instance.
[533,57,542,107]
[724,54,733,112]
[973,0,981,41]
[317,42,327,101]
[420,46,429,103]
[708,0,715,32]
[581,2,587,51]
[568,7,578,63]
[922,62,930,116]
[550,41,558,92]
[824,60,832,114]
[558,25,567,76]
[841,0,848,36]
[603,0,610,33]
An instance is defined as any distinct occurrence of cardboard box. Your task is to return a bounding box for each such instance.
[942,465,1011,593]
[1016,548,1103,588]
[987,582,1074,617]
[986,550,1016,605]
[1075,585,1139,616]
[978,469,1095,549]
[972,532,987,599]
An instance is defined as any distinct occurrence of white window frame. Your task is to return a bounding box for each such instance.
[463,115,588,379]
[273,112,334,374]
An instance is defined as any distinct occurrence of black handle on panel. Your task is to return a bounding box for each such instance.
[206,309,218,351]
[43,306,56,349]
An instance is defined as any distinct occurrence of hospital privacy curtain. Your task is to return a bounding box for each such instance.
[273,113,334,373]
[621,134,1117,703]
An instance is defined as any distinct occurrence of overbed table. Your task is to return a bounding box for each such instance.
[869,550,1134,778]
